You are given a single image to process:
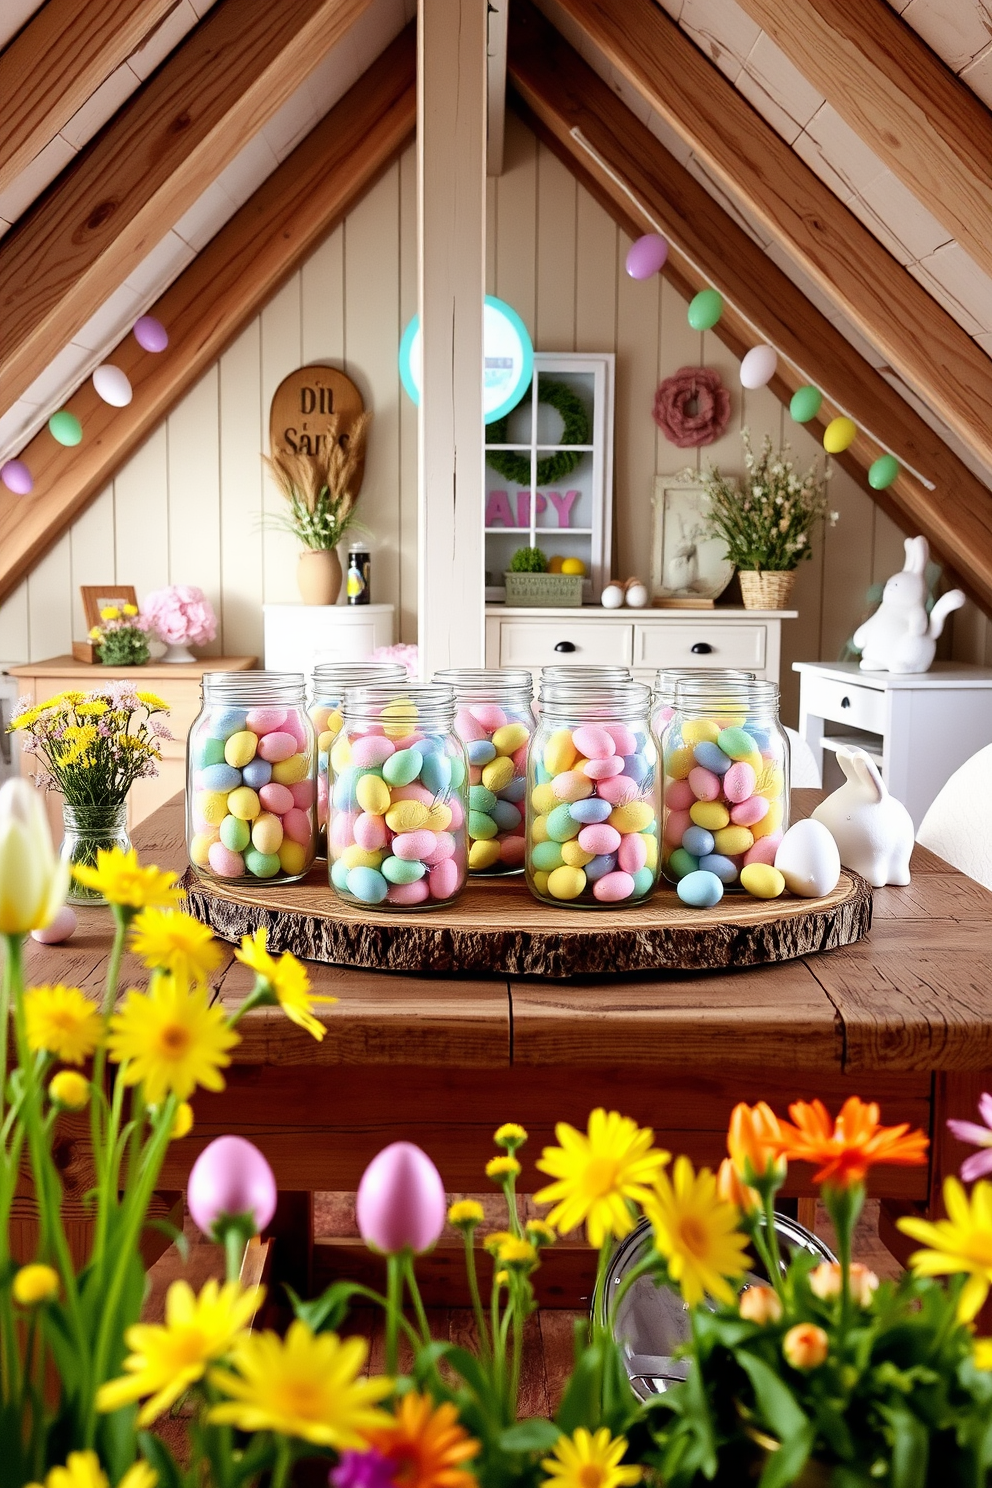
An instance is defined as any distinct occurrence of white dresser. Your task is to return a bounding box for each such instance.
[263,603,395,675]
[796,660,992,828]
[485,605,795,685]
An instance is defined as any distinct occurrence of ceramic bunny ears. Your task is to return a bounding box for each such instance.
[902,535,928,575]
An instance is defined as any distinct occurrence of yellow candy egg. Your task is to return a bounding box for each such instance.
[493,722,529,755]
[665,746,694,781]
[610,801,656,834]
[271,753,309,786]
[310,705,331,731]
[823,415,856,454]
[547,865,586,900]
[682,718,720,747]
[424,802,453,832]
[751,800,784,840]
[225,730,258,768]
[469,839,502,871]
[756,765,785,801]
[318,730,335,755]
[532,782,558,815]
[330,734,353,773]
[543,729,577,776]
[643,832,659,870]
[532,813,550,844]
[198,791,229,826]
[547,555,565,573]
[561,840,595,868]
[381,700,418,739]
[740,863,786,899]
[227,787,261,821]
[532,870,550,896]
[326,708,343,737]
[342,845,385,870]
[713,825,754,856]
[356,774,392,816]
[385,800,429,833]
[688,800,730,831]
[561,557,586,576]
[482,756,515,793]
[251,812,284,855]
[190,830,219,866]
[279,840,308,876]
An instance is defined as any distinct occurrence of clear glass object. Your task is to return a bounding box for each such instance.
[661,677,790,890]
[525,679,660,908]
[62,802,131,905]
[328,684,469,910]
[310,662,408,855]
[651,667,756,747]
[187,672,317,885]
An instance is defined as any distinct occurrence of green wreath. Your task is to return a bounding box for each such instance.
[486,379,590,485]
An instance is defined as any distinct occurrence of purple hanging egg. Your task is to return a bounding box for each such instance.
[625,233,669,280]
[133,315,169,353]
[1,460,33,495]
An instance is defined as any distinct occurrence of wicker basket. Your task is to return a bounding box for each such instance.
[738,570,796,610]
[503,571,584,607]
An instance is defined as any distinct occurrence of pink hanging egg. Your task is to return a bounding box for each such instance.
[1,459,32,495]
[356,1141,446,1254]
[133,315,169,353]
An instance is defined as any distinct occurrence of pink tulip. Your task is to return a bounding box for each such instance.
[356,1142,446,1255]
[187,1135,277,1240]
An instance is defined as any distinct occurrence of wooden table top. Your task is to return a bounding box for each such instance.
[23,791,992,1077]
[8,655,257,678]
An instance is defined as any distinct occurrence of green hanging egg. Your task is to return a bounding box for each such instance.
[687,289,723,331]
[48,410,82,446]
[789,385,822,423]
[868,453,899,489]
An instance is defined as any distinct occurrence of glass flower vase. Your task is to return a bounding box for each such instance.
[61,802,131,905]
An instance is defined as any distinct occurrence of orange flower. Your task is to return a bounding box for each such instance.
[366,1391,478,1488]
[717,1157,759,1214]
[776,1097,928,1189]
[783,1322,828,1370]
[739,1285,782,1325]
[728,1102,785,1183]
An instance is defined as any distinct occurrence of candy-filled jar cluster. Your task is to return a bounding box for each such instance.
[651,666,755,744]
[328,685,469,909]
[432,669,535,875]
[661,679,790,898]
[187,673,317,883]
[310,662,408,851]
[526,681,660,907]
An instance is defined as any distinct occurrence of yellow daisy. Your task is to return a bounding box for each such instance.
[644,1155,751,1309]
[541,1427,640,1488]
[13,1263,59,1306]
[534,1109,670,1247]
[24,985,103,1065]
[208,1321,393,1446]
[898,1177,992,1322]
[33,1452,155,1488]
[131,908,223,984]
[495,1122,528,1150]
[73,848,183,912]
[974,1338,992,1371]
[496,1235,537,1269]
[49,1070,90,1110]
[137,692,170,711]
[486,1155,521,1180]
[97,1278,262,1425]
[235,929,337,1040]
[100,606,120,621]
[448,1199,484,1229]
[107,976,239,1104]
[525,1218,557,1247]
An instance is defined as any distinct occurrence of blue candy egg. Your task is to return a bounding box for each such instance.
[535,761,551,784]
[347,866,389,904]
[570,797,613,825]
[492,800,522,831]
[632,867,655,898]
[421,752,453,796]
[333,766,372,810]
[698,853,740,884]
[242,757,272,790]
[207,707,247,741]
[417,735,443,754]
[584,853,618,881]
[682,825,715,858]
[330,858,350,890]
[201,763,241,793]
[498,776,527,803]
[693,741,732,774]
[667,847,698,880]
[467,740,497,766]
[677,870,724,907]
[623,753,650,785]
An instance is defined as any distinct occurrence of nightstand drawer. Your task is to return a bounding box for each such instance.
[633,623,766,671]
[801,673,886,734]
[495,619,633,669]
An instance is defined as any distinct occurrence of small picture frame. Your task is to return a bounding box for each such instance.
[80,585,139,632]
[650,476,734,607]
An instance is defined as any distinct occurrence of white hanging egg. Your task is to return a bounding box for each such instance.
[740,344,777,390]
[92,364,133,406]
[601,584,624,609]
[774,819,841,898]
[625,582,649,609]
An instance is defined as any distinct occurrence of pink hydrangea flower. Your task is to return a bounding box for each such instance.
[142,585,217,646]
[369,642,419,681]
[948,1092,992,1182]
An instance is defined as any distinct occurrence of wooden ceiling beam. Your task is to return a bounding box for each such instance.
[734,0,992,289]
[550,0,992,482]
[0,0,177,198]
[0,25,416,602]
[507,0,992,611]
[0,0,374,411]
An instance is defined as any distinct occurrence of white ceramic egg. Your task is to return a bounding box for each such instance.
[92,363,133,407]
[625,582,649,608]
[31,905,77,944]
[740,344,777,390]
[774,819,841,899]
[601,584,624,609]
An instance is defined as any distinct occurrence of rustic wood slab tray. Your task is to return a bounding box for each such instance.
[182,864,871,979]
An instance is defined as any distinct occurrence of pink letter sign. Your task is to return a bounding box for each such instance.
[547,490,579,528]
[485,490,515,527]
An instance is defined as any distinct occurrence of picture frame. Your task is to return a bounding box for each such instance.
[80,585,139,631]
[650,476,734,607]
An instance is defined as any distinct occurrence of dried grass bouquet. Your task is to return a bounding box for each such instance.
[263,412,372,551]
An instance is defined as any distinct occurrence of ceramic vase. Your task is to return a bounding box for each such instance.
[298,548,342,606]
[161,641,196,663]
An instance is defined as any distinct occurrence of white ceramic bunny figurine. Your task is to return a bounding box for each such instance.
[811,745,914,887]
[852,535,964,673]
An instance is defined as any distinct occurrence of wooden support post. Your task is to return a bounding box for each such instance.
[416,0,486,678]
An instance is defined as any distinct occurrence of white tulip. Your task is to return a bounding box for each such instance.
[0,779,70,935]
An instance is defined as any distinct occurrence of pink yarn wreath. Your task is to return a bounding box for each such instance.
[652,365,731,448]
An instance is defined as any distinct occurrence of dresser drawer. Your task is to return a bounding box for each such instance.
[495,619,633,669]
[633,623,767,671]
[801,673,886,734]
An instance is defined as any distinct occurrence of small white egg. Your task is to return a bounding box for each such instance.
[774,819,840,898]
[625,582,649,609]
[92,363,133,407]
[31,905,78,944]
[601,584,624,609]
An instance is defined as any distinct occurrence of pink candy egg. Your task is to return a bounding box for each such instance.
[423,831,456,865]
[604,723,638,756]
[664,809,691,846]
[282,808,312,845]
[259,782,294,815]
[390,782,434,806]
[731,795,770,827]
[31,905,77,944]
[455,707,488,742]
[351,735,396,768]
[331,812,358,851]
[393,829,437,861]
[500,834,526,865]
[578,823,622,855]
[552,769,593,803]
[744,834,782,867]
[584,756,625,780]
[390,733,425,752]
[596,774,638,806]
[257,731,297,763]
[665,778,696,810]
[724,762,757,804]
[469,765,483,786]
[688,766,721,802]
[617,833,648,873]
[282,713,308,749]
[593,870,636,902]
[470,703,507,732]
[572,725,616,760]
[291,779,316,809]
[511,744,529,773]
[429,857,460,899]
[389,880,431,905]
[246,707,288,734]
[354,812,388,851]
[447,798,465,829]
[208,842,244,877]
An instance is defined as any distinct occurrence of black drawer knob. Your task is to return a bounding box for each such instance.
[841,696,851,709]
[690,642,713,655]
[554,641,576,653]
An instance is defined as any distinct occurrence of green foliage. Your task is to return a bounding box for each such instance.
[487,379,590,487]
[96,629,149,667]
[509,546,548,573]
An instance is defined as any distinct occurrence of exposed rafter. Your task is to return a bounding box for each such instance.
[735,0,992,289]
[0,25,416,603]
[0,0,177,198]
[549,0,992,482]
[0,0,374,411]
[507,0,992,610]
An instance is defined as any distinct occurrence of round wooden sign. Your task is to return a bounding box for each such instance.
[268,365,367,493]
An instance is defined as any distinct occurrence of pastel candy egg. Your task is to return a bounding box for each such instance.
[469,839,502,871]
[271,754,309,786]
[547,865,586,900]
[468,740,497,766]
[245,847,281,879]
[257,731,297,763]
[386,800,429,833]
[493,722,529,755]
[220,815,250,852]
[572,725,616,760]
[421,753,453,796]
[682,718,720,746]
[492,800,522,832]
[279,841,308,876]
[425,803,453,832]
[331,858,351,890]
[467,784,495,814]
[570,798,613,825]
[196,737,227,768]
[382,856,427,884]
[774,819,841,898]
[534,874,551,899]
[429,857,461,899]
[681,825,715,858]
[469,810,498,841]
[282,808,312,845]
[693,741,732,775]
[623,754,650,786]
[227,787,261,821]
[643,834,658,871]
[246,707,288,735]
[348,866,389,903]
[424,832,456,865]
[311,705,332,732]
[202,763,241,793]
[391,782,434,807]
[208,708,247,741]
[383,748,423,787]
[698,853,739,884]
[665,778,695,811]
[561,840,595,868]
[584,853,618,881]
[393,830,438,861]
[500,835,526,866]
[677,870,724,908]
[282,713,308,749]
[251,812,284,855]
[532,814,549,844]
[665,746,694,780]
[552,770,593,803]
[740,863,785,899]
[190,831,218,867]
[751,800,784,840]
[330,812,357,852]
[447,797,465,830]
[584,756,625,780]
[354,812,388,851]
[511,744,529,774]
[31,904,78,946]
[604,724,638,756]
[618,833,648,874]
[713,826,754,856]
[578,823,621,855]
[343,843,385,868]
[389,880,431,905]
[351,735,396,768]
[242,758,273,791]
[543,729,577,775]
[470,702,507,732]
[609,801,655,834]
[731,795,769,827]
[631,867,655,898]
[663,809,692,846]
[380,702,419,739]
[357,775,391,816]
[593,870,635,902]
[455,707,488,742]
[667,847,698,880]
[208,842,244,878]
[391,732,425,754]
[689,800,729,831]
[756,766,785,801]
[482,757,515,794]
[717,727,756,761]
[532,840,565,872]
[745,835,782,867]
[199,790,230,826]
[546,803,581,842]
[225,731,258,769]
[723,763,757,804]
[333,769,363,810]
[597,775,639,807]
[688,766,721,802]
[259,782,294,815]
[500,776,527,804]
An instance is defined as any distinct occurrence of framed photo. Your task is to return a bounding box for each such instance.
[80,585,138,630]
[650,477,734,606]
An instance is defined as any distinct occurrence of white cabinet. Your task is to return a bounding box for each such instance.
[796,660,992,829]
[263,604,394,675]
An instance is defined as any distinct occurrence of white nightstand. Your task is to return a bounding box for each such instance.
[263,604,394,674]
[795,660,992,828]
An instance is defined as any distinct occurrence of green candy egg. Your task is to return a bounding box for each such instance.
[48,409,83,446]
[869,453,899,490]
[219,815,250,852]
[448,755,466,789]
[667,848,699,881]
[789,385,822,423]
[687,288,723,330]
[196,737,227,769]
[716,726,755,760]
[244,848,280,879]
[469,784,497,814]
[383,748,423,787]
[632,867,655,898]
[382,855,426,884]
[469,810,498,841]
[546,803,581,842]
[531,840,565,871]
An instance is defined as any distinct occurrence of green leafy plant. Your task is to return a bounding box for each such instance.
[487,380,589,487]
[263,413,372,551]
[509,547,548,573]
[88,605,150,666]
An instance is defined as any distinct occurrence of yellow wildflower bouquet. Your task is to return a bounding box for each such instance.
[88,605,150,667]
[10,686,171,810]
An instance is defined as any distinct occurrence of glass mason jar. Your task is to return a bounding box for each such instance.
[525,680,660,908]
[541,665,632,683]
[310,662,408,854]
[328,684,469,909]
[187,672,317,884]
[62,802,131,905]
[661,677,790,890]
[651,667,756,748]
[432,668,535,876]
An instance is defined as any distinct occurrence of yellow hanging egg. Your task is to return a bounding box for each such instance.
[823,416,856,453]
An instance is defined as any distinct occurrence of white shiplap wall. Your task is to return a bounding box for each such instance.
[1,117,987,723]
